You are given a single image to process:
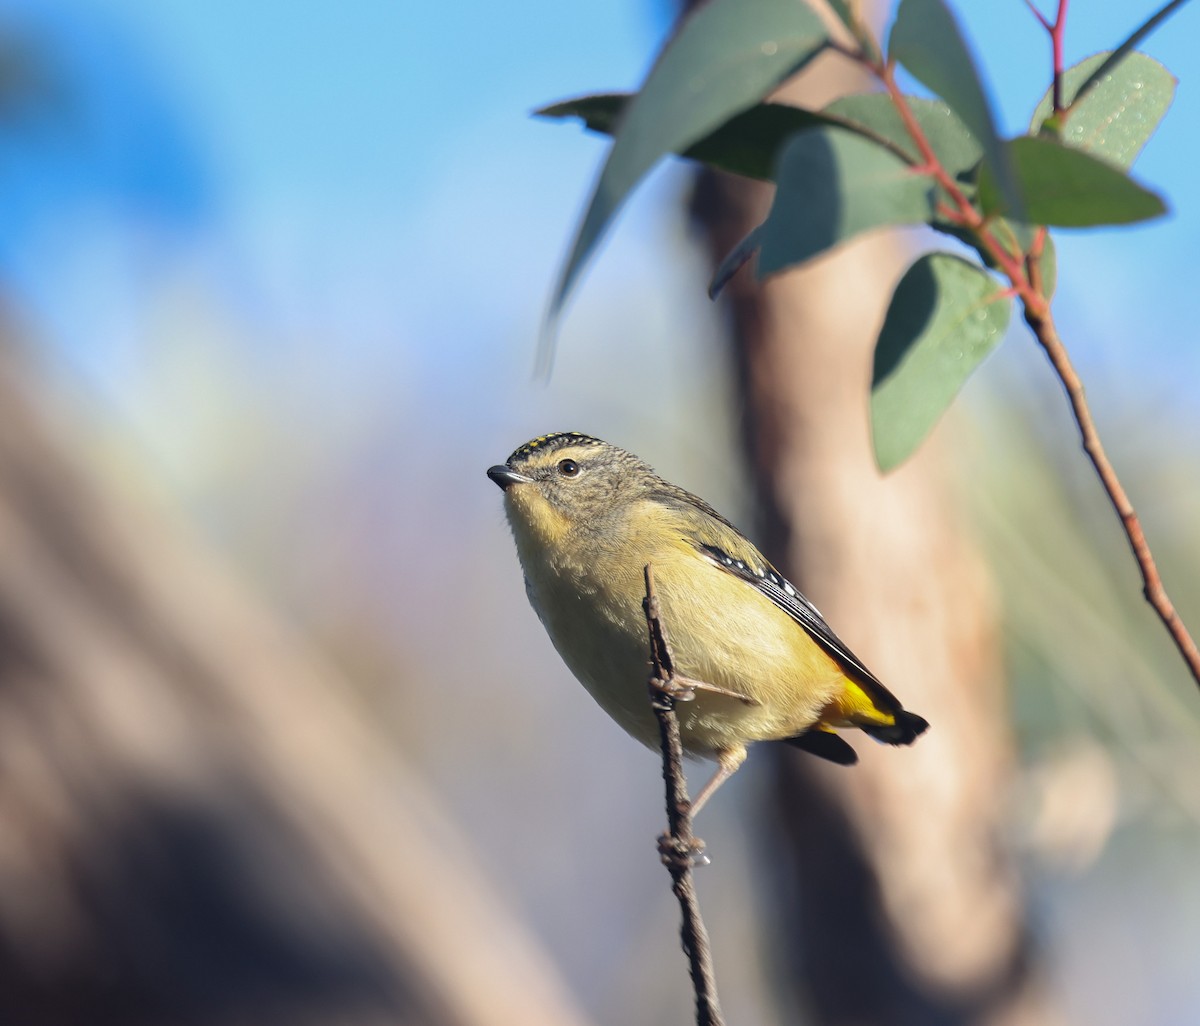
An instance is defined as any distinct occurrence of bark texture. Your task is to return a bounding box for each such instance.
[685,45,1060,1026]
[0,346,593,1026]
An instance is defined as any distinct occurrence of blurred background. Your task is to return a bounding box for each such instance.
[0,0,1197,1024]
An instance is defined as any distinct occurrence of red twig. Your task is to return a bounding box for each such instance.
[1022,305,1200,687]
[876,61,1034,298]
[1026,0,1071,114]
[854,18,1200,691]
[1052,1,1069,113]
[1023,0,1053,32]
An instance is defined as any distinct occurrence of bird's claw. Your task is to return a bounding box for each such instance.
[657,832,709,867]
[650,676,697,709]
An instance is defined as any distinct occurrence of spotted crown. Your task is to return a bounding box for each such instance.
[508,432,604,465]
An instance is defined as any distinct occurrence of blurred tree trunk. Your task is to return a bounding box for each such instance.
[0,344,593,1026]
[683,15,1059,1026]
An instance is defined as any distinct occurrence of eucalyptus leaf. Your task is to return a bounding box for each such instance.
[1032,51,1175,170]
[827,0,855,28]
[978,135,1166,226]
[758,127,936,276]
[1036,231,1057,299]
[825,0,881,63]
[871,253,1012,471]
[1065,0,1191,116]
[538,93,835,182]
[824,93,981,180]
[536,94,625,136]
[709,224,764,298]
[548,0,828,320]
[889,0,1020,216]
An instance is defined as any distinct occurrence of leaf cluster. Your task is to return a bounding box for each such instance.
[539,0,1182,470]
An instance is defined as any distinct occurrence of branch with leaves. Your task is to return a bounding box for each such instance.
[642,564,726,1026]
[540,0,1200,689]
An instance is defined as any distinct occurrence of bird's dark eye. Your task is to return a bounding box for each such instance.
[557,458,580,478]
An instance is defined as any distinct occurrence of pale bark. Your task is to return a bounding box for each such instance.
[686,50,1061,1026]
[0,346,593,1026]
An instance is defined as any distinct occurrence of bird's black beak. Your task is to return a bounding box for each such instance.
[487,465,533,490]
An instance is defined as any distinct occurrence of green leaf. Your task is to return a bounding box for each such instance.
[709,224,764,298]
[827,0,855,28]
[1036,231,1057,299]
[928,217,988,258]
[539,92,984,188]
[826,0,881,64]
[536,94,625,136]
[926,208,1052,289]
[758,127,935,276]
[871,253,1011,471]
[537,93,833,182]
[987,218,1034,257]
[978,135,1167,226]
[888,0,1021,216]
[548,0,828,318]
[927,217,1055,299]
[1032,52,1176,170]
[537,92,940,183]
[824,93,981,179]
[1065,0,1192,117]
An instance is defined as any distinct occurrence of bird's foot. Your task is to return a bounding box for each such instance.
[649,674,696,710]
[658,832,710,868]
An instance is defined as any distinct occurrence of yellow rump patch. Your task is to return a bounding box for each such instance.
[822,675,897,731]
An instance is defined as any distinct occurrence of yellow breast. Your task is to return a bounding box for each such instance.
[505,489,850,758]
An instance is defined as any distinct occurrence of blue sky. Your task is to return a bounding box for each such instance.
[1,7,1194,1020]
[0,0,1194,443]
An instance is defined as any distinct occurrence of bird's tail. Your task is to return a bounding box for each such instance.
[860,709,929,746]
[826,672,930,745]
[786,676,929,766]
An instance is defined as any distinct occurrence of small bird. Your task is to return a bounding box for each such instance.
[488,432,928,815]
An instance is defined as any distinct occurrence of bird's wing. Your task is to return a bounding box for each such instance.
[693,540,903,715]
[649,479,903,713]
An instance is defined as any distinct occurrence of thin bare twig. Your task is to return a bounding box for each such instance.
[1022,304,1200,688]
[1023,0,1053,32]
[875,61,1033,287]
[857,17,1200,693]
[1062,0,1193,122]
[1025,0,1070,114]
[1018,0,1200,690]
[642,564,726,1026]
[1050,0,1069,115]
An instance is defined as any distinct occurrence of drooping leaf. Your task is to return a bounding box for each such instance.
[871,253,1012,471]
[548,0,828,320]
[1036,230,1057,299]
[758,128,935,277]
[927,217,1056,299]
[1064,0,1192,117]
[827,0,855,28]
[824,93,981,180]
[978,135,1166,226]
[987,218,1034,258]
[538,91,944,183]
[536,94,626,137]
[538,93,834,182]
[709,224,764,298]
[1032,52,1176,170]
[928,217,987,257]
[888,0,1021,216]
[825,0,881,64]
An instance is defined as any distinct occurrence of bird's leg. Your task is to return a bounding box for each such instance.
[688,746,747,819]
[672,674,760,706]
